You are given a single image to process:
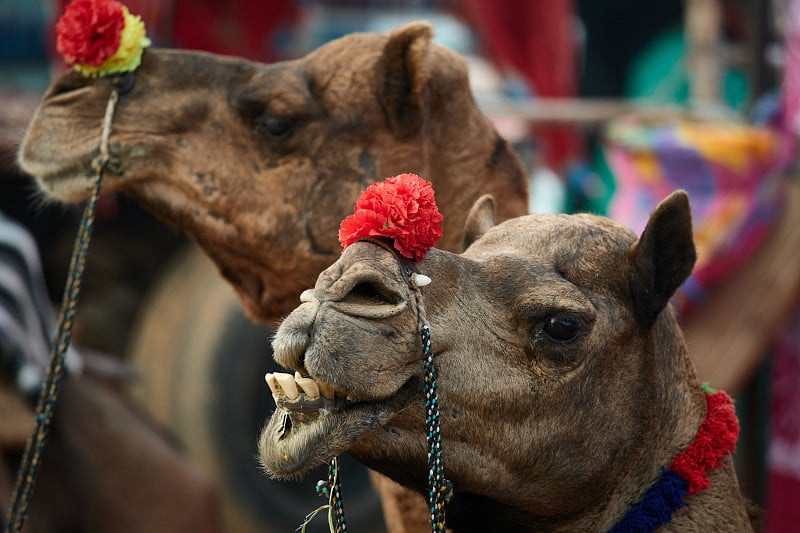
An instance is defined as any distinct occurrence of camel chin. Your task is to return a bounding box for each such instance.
[259,372,418,479]
[34,171,100,204]
[20,149,96,203]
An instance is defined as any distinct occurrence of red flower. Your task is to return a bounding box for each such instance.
[339,173,443,261]
[56,0,125,67]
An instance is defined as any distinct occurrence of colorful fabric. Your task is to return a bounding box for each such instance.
[605,117,794,315]
[609,390,739,532]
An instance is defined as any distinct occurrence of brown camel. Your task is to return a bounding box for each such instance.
[18,22,528,532]
[260,191,755,532]
[18,22,527,326]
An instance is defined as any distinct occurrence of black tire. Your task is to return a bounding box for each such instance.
[128,245,386,533]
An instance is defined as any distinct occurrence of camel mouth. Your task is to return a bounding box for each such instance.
[258,371,419,479]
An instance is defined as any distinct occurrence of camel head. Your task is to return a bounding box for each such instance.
[257,191,732,531]
[18,23,528,323]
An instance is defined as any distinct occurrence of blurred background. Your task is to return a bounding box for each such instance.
[1,1,798,532]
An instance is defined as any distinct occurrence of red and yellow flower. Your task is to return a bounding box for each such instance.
[56,0,150,77]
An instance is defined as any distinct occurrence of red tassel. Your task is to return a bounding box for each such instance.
[669,391,740,495]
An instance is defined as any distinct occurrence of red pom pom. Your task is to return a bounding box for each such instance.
[339,173,443,261]
[669,390,739,495]
[56,0,125,67]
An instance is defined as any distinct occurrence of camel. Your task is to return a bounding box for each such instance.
[18,22,527,326]
[17,22,528,532]
[260,191,755,532]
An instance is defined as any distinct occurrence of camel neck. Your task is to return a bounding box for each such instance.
[607,387,739,532]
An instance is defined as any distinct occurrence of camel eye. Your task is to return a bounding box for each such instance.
[543,316,580,343]
[259,115,294,139]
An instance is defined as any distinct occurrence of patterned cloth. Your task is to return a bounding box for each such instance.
[604,117,794,316]
[0,213,82,395]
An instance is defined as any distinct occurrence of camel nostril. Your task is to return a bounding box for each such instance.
[343,282,398,306]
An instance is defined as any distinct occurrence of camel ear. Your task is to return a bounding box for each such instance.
[461,195,496,251]
[376,22,433,138]
[628,190,696,327]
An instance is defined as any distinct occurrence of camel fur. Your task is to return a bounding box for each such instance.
[260,191,755,532]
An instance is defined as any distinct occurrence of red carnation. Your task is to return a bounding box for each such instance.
[339,173,443,261]
[56,0,125,67]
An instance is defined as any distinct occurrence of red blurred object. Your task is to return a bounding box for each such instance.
[56,0,298,62]
[765,308,800,533]
[461,0,583,171]
[173,0,298,61]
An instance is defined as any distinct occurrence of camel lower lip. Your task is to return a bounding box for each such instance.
[258,378,418,479]
[27,150,106,201]
[35,170,97,203]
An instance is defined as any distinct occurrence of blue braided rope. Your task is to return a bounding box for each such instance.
[421,324,448,532]
[327,458,347,533]
[4,173,104,533]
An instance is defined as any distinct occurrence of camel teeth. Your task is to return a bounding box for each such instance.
[265,373,279,396]
[294,371,320,399]
[316,380,335,400]
[413,273,431,287]
[273,372,300,400]
[300,289,315,303]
